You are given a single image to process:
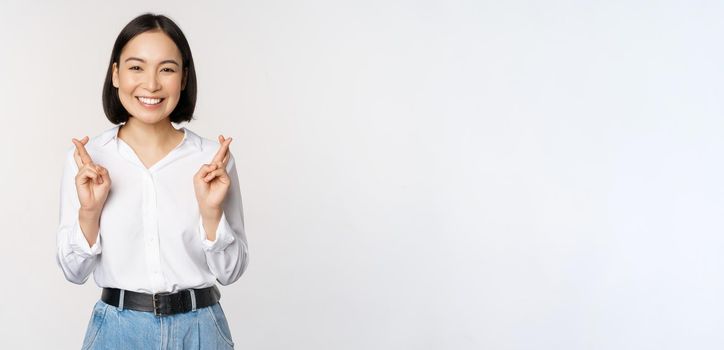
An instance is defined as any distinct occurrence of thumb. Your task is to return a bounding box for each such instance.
[196,163,218,180]
[97,166,110,184]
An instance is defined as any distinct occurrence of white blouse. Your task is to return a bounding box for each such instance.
[55,124,249,294]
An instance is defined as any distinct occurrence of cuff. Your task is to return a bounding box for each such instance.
[199,211,236,252]
[68,220,102,258]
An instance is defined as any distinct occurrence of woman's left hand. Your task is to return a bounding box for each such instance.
[194,135,233,212]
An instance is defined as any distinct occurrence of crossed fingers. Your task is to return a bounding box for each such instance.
[72,136,92,167]
[72,136,107,184]
[213,135,232,168]
[200,135,232,183]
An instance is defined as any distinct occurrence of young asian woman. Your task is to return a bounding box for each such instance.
[55,13,248,349]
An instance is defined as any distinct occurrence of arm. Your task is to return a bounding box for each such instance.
[56,148,103,284]
[198,151,249,285]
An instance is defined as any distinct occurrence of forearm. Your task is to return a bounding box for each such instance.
[198,153,249,285]
[204,237,248,285]
[78,208,101,246]
[200,208,223,241]
[198,208,249,285]
[57,211,103,285]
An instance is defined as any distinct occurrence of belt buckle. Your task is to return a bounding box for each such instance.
[152,291,171,316]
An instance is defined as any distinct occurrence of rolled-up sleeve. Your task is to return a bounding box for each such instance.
[56,148,102,284]
[198,151,249,285]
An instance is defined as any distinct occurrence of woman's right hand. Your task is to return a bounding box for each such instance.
[72,136,112,212]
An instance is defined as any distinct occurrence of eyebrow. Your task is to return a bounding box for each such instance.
[124,57,180,66]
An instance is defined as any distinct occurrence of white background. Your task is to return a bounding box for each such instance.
[1,0,722,349]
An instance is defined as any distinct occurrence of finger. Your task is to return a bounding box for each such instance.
[195,163,218,180]
[77,166,100,185]
[211,135,232,165]
[72,137,90,169]
[211,135,226,163]
[78,164,99,176]
[204,167,225,181]
[206,163,226,176]
[84,165,103,184]
[73,149,82,169]
[95,165,108,184]
[214,158,225,171]
[204,168,228,182]
[72,136,93,166]
[221,150,230,167]
[81,164,104,184]
[219,138,232,167]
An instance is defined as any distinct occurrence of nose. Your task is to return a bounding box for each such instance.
[143,70,161,92]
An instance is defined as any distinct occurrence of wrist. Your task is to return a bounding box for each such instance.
[79,207,101,220]
[199,208,223,242]
[200,207,222,220]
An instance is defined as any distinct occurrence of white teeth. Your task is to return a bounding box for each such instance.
[138,97,162,105]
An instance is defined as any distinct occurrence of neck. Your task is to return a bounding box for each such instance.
[118,117,181,149]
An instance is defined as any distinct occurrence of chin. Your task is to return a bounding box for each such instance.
[131,112,171,124]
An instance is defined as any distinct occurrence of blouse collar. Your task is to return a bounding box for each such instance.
[98,124,202,151]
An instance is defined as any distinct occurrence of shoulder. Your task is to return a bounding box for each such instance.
[183,127,237,167]
[63,125,120,162]
[184,127,215,148]
[184,127,235,155]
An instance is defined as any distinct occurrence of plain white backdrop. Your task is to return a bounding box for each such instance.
[0,0,722,349]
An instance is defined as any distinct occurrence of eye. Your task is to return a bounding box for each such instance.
[129,66,141,71]
[161,67,176,73]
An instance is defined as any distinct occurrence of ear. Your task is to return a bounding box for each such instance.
[112,62,119,88]
[181,67,188,91]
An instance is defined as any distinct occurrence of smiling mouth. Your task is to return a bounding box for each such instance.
[136,96,165,105]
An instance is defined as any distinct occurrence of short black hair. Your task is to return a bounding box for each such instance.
[102,13,197,124]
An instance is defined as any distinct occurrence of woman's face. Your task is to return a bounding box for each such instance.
[112,30,186,124]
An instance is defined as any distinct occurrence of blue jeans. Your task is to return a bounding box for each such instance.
[81,299,235,349]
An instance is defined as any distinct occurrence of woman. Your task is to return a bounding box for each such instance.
[55,13,249,349]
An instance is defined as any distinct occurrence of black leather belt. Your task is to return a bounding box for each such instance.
[101,285,220,316]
